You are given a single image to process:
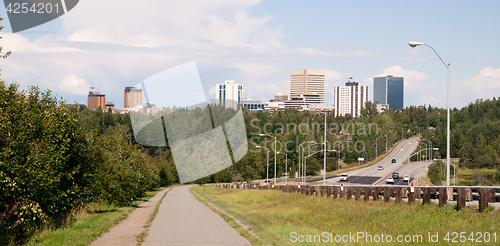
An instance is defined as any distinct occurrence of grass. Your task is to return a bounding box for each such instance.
[193,186,500,246]
[24,187,168,246]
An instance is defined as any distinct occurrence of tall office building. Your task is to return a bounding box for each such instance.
[289,69,325,105]
[373,75,404,109]
[87,91,106,109]
[215,80,243,109]
[333,82,368,117]
[124,87,143,109]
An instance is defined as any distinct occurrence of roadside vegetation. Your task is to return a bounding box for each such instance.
[194,186,500,245]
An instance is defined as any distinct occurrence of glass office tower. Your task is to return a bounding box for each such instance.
[373,76,404,109]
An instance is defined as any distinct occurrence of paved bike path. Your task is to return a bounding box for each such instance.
[143,185,252,246]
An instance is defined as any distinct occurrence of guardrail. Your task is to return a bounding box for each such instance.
[215,183,498,212]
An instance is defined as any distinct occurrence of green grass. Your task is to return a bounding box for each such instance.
[193,186,500,246]
[24,187,168,246]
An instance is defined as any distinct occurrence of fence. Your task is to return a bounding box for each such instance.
[215,183,498,212]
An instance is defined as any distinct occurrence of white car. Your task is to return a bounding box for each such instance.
[378,166,383,170]
[386,177,394,183]
[340,174,348,181]
[403,175,409,182]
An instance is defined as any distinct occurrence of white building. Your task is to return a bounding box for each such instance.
[215,80,243,109]
[240,98,264,111]
[289,69,325,107]
[334,81,368,117]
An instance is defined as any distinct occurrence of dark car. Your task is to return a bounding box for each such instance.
[392,172,399,179]
[391,159,396,163]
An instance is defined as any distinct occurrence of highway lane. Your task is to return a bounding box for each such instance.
[324,136,420,185]
[385,160,432,185]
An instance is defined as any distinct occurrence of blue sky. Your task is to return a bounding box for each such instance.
[1,0,500,109]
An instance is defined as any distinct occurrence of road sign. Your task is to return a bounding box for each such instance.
[298,183,301,189]
[358,157,365,161]
[422,155,425,158]
[341,183,344,191]
[272,183,274,188]
[425,182,428,186]
[320,170,325,175]
[410,182,414,192]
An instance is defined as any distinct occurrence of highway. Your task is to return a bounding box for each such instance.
[322,136,421,185]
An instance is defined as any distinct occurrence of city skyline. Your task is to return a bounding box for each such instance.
[1,1,500,110]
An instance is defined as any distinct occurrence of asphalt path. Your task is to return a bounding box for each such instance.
[323,137,420,185]
[143,185,251,246]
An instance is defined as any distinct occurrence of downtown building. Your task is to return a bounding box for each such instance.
[215,80,243,110]
[373,75,404,109]
[285,69,325,108]
[333,81,368,117]
[87,91,106,109]
[124,86,143,109]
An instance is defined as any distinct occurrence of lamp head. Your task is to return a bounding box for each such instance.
[256,146,261,148]
[408,41,423,48]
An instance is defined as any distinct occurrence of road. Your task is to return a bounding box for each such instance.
[143,185,251,246]
[323,137,420,185]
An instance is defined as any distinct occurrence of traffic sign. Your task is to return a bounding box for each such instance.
[422,155,425,158]
[358,157,365,161]
[410,182,414,192]
[298,182,301,189]
[341,183,344,191]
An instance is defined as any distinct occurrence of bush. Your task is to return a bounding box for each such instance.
[0,83,93,243]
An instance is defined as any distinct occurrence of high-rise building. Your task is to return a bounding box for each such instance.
[124,87,143,109]
[215,80,243,109]
[333,81,368,117]
[88,91,106,109]
[373,75,404,109]
[289,69,325,106]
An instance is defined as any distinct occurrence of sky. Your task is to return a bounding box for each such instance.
[1,0,500,109]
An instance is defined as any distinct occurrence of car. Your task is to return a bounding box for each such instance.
[391,159,396,163]
[392,172,399,179]
[340,174,348,181]
[386,177,394,183]
[403,175,409,182]
[378,166,383,170]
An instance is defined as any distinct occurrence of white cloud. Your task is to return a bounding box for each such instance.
[452,66,500,105]
[1,33,80,53]
[364,65,429,90]
[58,74,91,96]
[477,66,500,79]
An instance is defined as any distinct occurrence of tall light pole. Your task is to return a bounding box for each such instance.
[376,135,385,159]
[318,111,328,185]
[385,133,390,153]
[256,146,269,184]
[302,142,322,184]
[409,41,451,186]
[298,141,314,181]
[277,152,288,185]
[259,134,277,184]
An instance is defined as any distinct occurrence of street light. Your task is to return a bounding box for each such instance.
[409,41,451,186]
[259,133,277,184]
[376,135,385,159]
[298,141,315,181]
[277,151,288,185]
[256,145,269,184]
[318,111,328,185]
[302,142,323,184]
[304,149,336,185]
[450,163,456,186]
[407,147,439,185]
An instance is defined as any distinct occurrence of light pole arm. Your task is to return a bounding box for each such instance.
[423,44,449,69]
